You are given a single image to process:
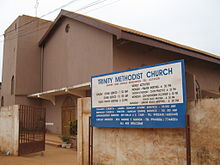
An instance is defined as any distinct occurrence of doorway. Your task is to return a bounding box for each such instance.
[61,95,77,135]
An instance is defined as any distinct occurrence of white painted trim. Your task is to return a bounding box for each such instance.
[28,82,91,102]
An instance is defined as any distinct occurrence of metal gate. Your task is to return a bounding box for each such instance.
[18,105,46,156]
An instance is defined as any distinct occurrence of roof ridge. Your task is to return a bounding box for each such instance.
[61,10,219,60]
[40,9,220,62]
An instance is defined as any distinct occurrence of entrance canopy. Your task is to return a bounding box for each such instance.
[28,82,90,105]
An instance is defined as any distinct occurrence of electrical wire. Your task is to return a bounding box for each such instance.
[0,0,80,38]
[84,0,120,15]
[4,0,103,41]
[0,0,120,43]
[0,0,111,38]
[3,22,50,42]
[2,21,51,42]
[40,0,80,18]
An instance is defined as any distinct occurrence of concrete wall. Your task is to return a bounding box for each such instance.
[43,18,113,91]
[78,97,220,165]
[93,129,185,165]
[77,97,91,165]
[189,98,220,164]
[0,105,19,155]
[113,39,220,92]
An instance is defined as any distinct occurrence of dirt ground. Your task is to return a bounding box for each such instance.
[0,145,77,165]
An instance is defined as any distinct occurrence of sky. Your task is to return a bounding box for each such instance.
[0,0,220,81]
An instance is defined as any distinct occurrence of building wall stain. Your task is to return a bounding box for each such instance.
[189,98,220,165]
[93,127,185,165]
[90,98,220,165]
[0,105,19,155]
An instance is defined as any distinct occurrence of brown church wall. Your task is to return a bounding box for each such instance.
[1,18,18,106]
[15,96,42,107]
[1,15,51,106]
[42,18,113,91]
[15,16,51,95]
[113,39,220,92]
[43,95,66,134]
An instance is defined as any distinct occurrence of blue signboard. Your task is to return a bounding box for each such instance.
[91,60,186,128]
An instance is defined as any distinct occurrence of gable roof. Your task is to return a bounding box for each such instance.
[39,10,220,64]
[5,15,51,34]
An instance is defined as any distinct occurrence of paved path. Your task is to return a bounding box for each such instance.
[0,145,77,165]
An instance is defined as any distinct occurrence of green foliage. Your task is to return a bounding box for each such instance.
[70,120,77,136]
[64,120,77,136]
[59,135,70,143]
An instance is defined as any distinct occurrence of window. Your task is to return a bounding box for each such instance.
[1,96,4,107]
[11,76,14,95]
[65,24,70,33]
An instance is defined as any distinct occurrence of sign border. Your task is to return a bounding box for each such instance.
[91,59,187,128]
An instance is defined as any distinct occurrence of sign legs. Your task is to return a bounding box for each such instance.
[89,117,94,165]
[186,114,191,165]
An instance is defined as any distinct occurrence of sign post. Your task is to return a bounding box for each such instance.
[90,60,189,164]
[186,114,191,165]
